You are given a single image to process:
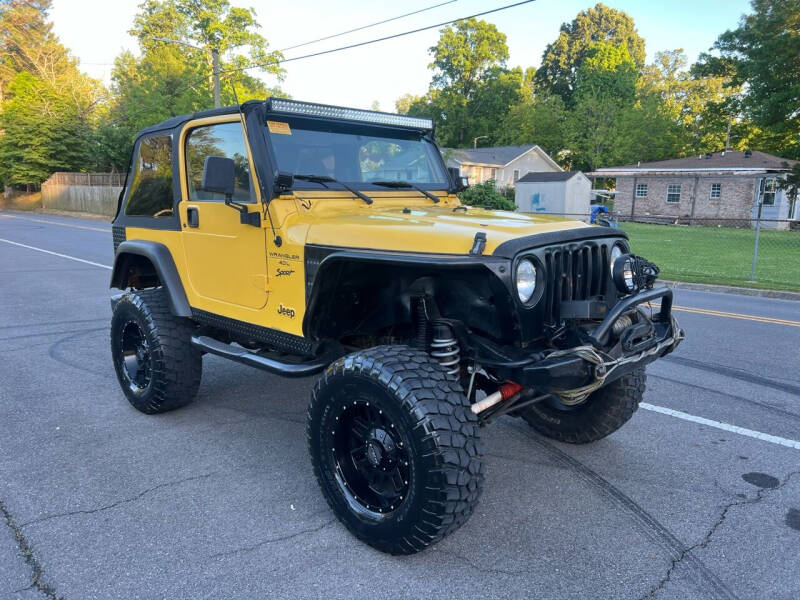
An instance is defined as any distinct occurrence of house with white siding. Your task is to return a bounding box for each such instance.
[443,145,562,187]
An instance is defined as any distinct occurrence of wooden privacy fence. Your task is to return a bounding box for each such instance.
[43,172,128,187]
[41,172,128,217]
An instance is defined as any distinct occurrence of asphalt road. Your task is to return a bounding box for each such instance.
[1,209,798,600]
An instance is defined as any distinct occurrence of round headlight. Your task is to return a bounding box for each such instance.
[612,255,636,294]
[609,243,624,270]
[516,258,537,303]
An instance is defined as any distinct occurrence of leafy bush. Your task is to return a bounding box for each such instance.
[458,179,516,211]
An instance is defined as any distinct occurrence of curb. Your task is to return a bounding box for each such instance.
[660,279,800,302]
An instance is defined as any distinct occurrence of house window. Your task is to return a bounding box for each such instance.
[635,183,648,198]
[490,168,497,181]
[761,177,777,205]
[666,184,681,203]
[710,183,721,199]
[513,169,520,182]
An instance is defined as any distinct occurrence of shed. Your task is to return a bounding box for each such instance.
[514,171,591,216]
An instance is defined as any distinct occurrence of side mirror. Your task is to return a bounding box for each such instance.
[448,167,469,193]
[201,156,235,196]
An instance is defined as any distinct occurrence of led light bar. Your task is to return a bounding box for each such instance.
[267,98,434,131]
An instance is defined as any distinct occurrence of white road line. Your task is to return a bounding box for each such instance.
[0,238,111,270]
[641,402,800,450]
[0,212,109,233]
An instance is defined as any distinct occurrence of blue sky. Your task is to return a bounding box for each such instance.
[51,0,752,111]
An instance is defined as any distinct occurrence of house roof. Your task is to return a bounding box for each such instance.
[517,170,585,183]
[444,145,535,166]
[444,144,563,172]
[595,150,797,175]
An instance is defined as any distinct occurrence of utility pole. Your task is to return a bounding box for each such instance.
[211,47,220,108]
[473,135,489,149]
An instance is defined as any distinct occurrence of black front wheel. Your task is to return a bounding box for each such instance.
[308,346,484,554]
[110,289,202,414]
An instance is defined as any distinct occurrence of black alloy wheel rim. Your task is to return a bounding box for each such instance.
[120,321,153,393]
[331,399,411,518]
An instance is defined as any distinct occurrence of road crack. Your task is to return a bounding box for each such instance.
[437,549,526,576]
[641,470,800,599]
[0,498,63,600]
[20,471,221,528]
[208,519,336,559]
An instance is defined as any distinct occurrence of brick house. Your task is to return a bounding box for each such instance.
[443,145,562,187]
[594,150,798,229]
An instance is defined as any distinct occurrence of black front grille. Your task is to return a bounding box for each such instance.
[542,242,610,324]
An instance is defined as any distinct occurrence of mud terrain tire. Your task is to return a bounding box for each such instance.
[308,345,484,554]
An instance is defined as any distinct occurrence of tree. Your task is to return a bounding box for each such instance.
[641,49,743,155]
[0,0,102,186]
[495,93,566,155]
[536,3,645,104]
[563,43,637,170]
[105,0,285,150]
[94,0,287,170]
[0,71,97,186]
[0,0,58,102]
[429,17,509,98]
[395,93,423,115]
[407,19,524,147]
[698,0,800,157]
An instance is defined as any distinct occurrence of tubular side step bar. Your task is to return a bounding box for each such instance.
[191,335,330,378]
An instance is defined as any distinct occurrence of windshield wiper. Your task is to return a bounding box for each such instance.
[294,174,373,205]
[370,180,440,204]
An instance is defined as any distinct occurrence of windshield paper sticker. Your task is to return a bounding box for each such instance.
[267,121,291,135]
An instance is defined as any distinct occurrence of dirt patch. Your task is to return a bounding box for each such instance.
[0,191,42,211]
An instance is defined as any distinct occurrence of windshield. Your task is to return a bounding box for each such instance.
[265,117,449,189]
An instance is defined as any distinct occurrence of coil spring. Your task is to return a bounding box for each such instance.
[430,327,460,377]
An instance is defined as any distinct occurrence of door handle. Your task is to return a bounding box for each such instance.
[187,206,199,228]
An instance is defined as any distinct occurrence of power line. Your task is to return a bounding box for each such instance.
[222,0,537,77]
[106,0,537,127]
[278,0,458,53]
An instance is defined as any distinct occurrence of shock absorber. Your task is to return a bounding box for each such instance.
[430,322,460,377]
[411,295,432,349]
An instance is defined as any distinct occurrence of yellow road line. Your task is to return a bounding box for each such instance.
[0,213,108,233]
[653,303,800,327]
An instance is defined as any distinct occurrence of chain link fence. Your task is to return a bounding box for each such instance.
[530,213,800,292]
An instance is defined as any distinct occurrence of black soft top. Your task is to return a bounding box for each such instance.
[136,102,260,136]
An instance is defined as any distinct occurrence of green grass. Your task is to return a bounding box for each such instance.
[620,222,800,292]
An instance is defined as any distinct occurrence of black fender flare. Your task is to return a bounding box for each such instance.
[110,240,192,317]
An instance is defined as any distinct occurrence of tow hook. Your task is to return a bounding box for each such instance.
[594,363,607,378]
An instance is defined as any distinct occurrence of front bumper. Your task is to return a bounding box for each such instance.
[480,287,683,393]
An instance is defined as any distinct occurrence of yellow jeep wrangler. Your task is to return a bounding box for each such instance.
[109,98,683,554]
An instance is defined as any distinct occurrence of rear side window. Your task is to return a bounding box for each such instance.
[185,121,255,202]
[125,135,174,217]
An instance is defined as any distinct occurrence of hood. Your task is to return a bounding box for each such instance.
[302,203,591,256]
